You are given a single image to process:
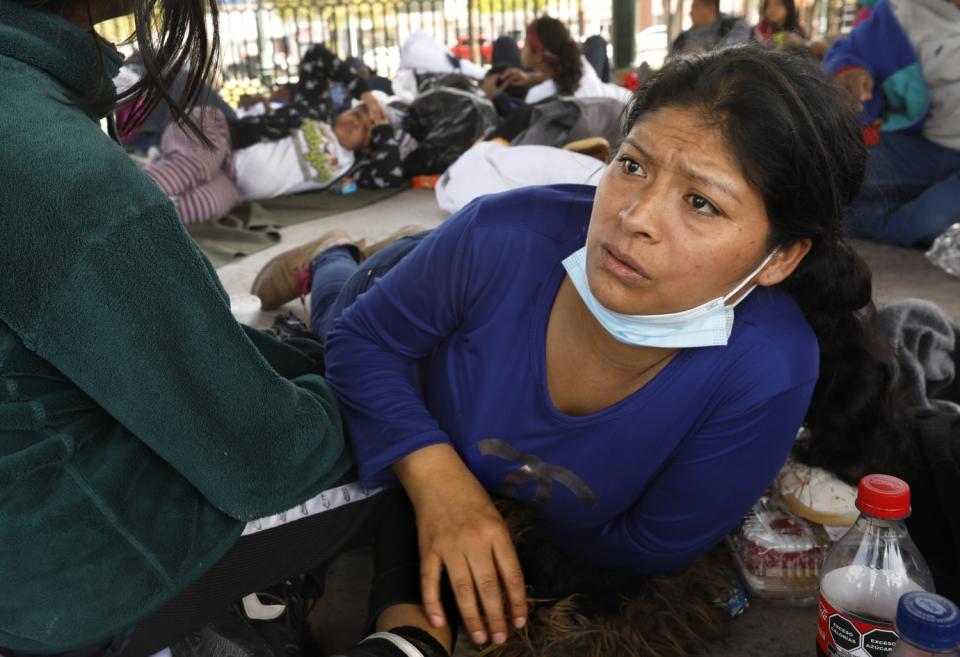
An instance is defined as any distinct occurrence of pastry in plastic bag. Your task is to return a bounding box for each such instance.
[727,496,831,605]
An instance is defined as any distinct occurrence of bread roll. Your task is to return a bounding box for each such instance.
[776,461,859,528]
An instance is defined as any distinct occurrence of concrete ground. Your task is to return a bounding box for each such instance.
[215,188,960,656]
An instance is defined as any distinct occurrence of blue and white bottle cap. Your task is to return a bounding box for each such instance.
[896,592,960,652]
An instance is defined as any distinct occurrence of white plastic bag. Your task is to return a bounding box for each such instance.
[926,223,960,278]
[435,141,604,214]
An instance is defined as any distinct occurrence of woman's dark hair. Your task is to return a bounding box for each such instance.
[761,0,802,34]
[18,0,219,144]
[528,16,582,96]
[624,47,913,483]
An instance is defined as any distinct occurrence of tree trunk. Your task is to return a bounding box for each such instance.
[804,0,822,36]
[468,0,479,64]
[663,0,686,43]
[612,0,637,67]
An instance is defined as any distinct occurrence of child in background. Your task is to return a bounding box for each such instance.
[824,0,960,247]
[753,0,807,46]
[143,99,410,225]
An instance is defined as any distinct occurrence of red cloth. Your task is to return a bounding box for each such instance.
[853,7,872,27]
[116,97,147,142]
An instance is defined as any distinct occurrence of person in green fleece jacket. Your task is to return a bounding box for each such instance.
[0,2,453,657]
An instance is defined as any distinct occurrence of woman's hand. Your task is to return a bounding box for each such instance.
[496,67,536,88]
[393,444,528,646]
[482,67,546,98]
[361,91,388,125]
[482,73,505,99]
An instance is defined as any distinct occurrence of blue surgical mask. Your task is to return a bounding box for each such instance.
[561,246,779,348]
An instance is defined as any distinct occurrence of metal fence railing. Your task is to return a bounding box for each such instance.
[220,0,601,87]
[99,0,608,103]
[97,0,860,105]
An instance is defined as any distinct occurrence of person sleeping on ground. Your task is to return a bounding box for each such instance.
[141,100,410,226]
[226,42,385,149]
[249,46,914,657]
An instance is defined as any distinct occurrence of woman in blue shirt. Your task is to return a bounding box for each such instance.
[253,48,905,657]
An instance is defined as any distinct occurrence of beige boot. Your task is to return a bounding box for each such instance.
[250,230,360,310]
[363,225,429,260]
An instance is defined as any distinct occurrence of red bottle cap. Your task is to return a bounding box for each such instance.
[856,474,911,520]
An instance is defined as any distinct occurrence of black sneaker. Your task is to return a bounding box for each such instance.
[331,627,448,657]
[170,617,276,657]
[252,576,323,657]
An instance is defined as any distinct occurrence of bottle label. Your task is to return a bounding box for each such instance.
[817,594,900,656]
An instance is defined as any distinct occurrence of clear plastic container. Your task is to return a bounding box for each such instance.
[229,293,263,326]
[890,592,960,656]
[927,223,960,279]
[728,496,830,605]
[817,475,936,657]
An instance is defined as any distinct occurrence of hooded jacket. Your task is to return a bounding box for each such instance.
[0,2,349,651]
[824,0,960,151]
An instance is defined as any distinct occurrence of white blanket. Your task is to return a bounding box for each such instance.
[435,141,605,214]
[399,31,488,79]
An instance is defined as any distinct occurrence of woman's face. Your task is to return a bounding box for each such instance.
[585,106,784,316]
[521,40,539,70]
[764,0,789,27]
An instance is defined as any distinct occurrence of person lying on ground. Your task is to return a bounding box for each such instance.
[143,100,409,226]
[0,1,436,655]
[482,17,631,107]
[229,42,386,149]
[250,46,912,655]
[669,0,751,57]
[824,0,960,247]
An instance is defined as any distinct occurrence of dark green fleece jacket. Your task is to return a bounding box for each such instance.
[0,2,351,652]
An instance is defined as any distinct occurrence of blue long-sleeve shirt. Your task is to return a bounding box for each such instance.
[325,185,819,574]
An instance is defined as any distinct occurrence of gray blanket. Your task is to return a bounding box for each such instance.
[512,97,626,150]
[877,298,960,410]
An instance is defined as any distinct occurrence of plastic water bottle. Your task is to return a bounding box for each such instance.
[817,475,935,656]
[890,592,960,656]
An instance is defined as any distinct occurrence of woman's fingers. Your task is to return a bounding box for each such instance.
[360,92,387,123]
[419,551,447,629]
[482,75,500,98]
[446,555,488,645]
[447,526,526,646]
[370,105,388,124]
[467,547,509,644]
[493,536,528,629]
[367,104,385,123]
[501,70,526,86]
